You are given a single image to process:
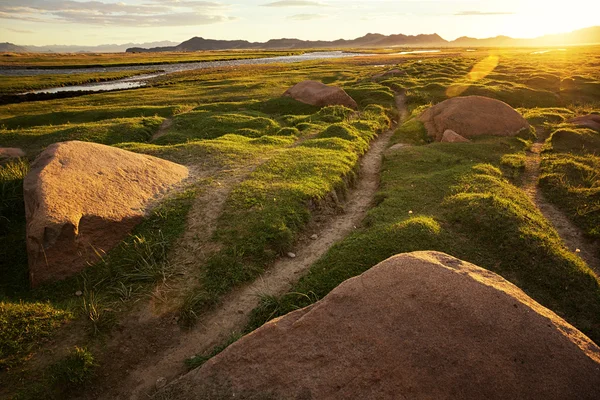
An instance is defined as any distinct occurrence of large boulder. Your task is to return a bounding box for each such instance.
[283,80,358,110]
[569,114,600,131]
[419,96,530,141]
[162,251,600,400]
[24,141,189,286]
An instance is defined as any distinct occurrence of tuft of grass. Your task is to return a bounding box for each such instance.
[49,346,96,387]
[0,302,72,370]
[548,127,600,154]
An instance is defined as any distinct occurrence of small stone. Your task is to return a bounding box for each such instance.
[75,290,83,296]
[156,377,167,389]
[409,211,413,214]
[238,310,244,315]
[310,234,318,240]
[287,252,296,259]
[576,249,581,253]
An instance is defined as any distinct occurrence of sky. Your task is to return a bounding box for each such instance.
[0,0,599,46]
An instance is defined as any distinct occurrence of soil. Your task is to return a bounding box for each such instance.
[522,128,600,276]
[70,93,408,400]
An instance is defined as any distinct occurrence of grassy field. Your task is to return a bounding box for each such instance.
[0,50,304,68]
[1,46,599,398]
[0,70,157,95]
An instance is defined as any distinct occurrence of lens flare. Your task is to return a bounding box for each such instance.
[446,55,500,98]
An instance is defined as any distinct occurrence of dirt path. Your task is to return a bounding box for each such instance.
[522,129,600,276]
[151,118,173,141]
[88,94,407,400]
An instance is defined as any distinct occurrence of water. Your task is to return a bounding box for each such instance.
[0,51,368,94]
[391,50,441,55]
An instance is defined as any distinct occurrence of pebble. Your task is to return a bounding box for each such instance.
[287,252,296,258]
[575,249,581,253]
[156,377,167,389]
[75,290,83,297]
[310,234,318,240]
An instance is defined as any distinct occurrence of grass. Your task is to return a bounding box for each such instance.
[0,302,72,370]
[0,70,155,95]
[1,45,600,396]
[0,50,305,68]
[179,102,391,325]
[246,124,600,344]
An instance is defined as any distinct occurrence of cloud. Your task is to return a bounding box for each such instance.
[455,11,515,16]
[287,13,326,20]
[0,0,232,27]
[262,1,325,7]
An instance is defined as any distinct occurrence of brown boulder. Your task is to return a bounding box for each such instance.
[441,129,470,143]
[24,141,188,286]
[569,114,600,131]
[283,80,358,110]
[0,147,25,163]
[419,96,530,141]
[163,251,600,400]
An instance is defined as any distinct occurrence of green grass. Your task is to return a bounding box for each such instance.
[548,126,600,154]
[13,346,96,400]
[0,70,154,95]
[540,153,600,241]
[246,134,600,344]
[0,302,72,370]
[179,101,391,325]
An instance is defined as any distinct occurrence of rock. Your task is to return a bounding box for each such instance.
[440,129,470,143]
[0,147,25,163]
[75,290,82,297]
[385,143,410,154]
[310,234,318,240]
[372,68,406,80]
[283,80,358,110]
[419,96,530,141]
[156,377,167,389]
[163,251,600,400]
[287,252,296,259]
[569,114,600,131]
[24,141,188,287]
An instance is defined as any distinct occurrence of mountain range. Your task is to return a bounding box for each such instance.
[128,26,600,52]
[1,26,598,54]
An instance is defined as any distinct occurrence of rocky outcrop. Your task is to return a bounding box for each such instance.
[569,114,600,131]
[24,141,188,286]
[441,129,470,143]
[419,96,530,141]
[162,251,600,400]
[0,147,25,163]
[283,80,358,110]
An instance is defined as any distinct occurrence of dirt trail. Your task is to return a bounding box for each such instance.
[522,129,600,276]
[151,118,173,141]
[91,94,407,400]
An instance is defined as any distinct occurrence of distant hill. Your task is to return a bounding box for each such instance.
[0,42,29,53]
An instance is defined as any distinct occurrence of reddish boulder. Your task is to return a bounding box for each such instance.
[419,96,530,141]
[569,114,600,131]
[24,141,188,286]
[162,251,600,400]
[441,129,470,143]
[283,80,358,110]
